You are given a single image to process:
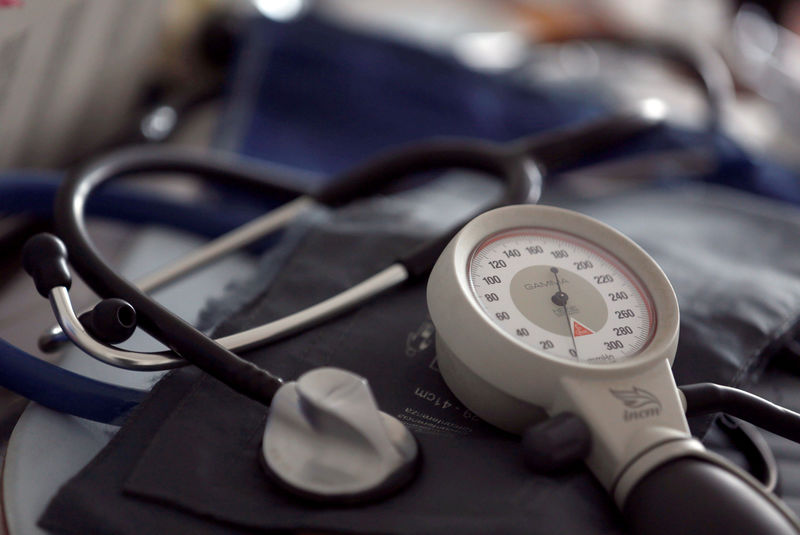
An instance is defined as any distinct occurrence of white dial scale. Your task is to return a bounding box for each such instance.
[467,227,655,365]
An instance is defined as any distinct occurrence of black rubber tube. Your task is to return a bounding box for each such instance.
[717,414,780,494]
[681,383,800,444]
[315,139,533,279]
[623,457,799,535]
[58,145,308,201]
[361,109,664,278]
[514,106,666,174]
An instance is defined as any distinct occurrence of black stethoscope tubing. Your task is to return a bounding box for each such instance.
[54,140,534,406]
[26,108,659,407]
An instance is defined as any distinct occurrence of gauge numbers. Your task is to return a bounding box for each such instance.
[468,227,655,364]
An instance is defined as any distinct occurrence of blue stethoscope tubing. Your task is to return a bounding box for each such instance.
[9,108,663,425]
[0,168,304,240]
[0,338,145,426]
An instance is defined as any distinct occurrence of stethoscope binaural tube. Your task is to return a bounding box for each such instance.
[22,106,662,403]
[49,140,535,405]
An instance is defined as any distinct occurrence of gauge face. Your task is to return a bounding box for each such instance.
[468,227,655,364]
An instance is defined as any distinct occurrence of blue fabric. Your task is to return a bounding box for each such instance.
[217,16,800,205]
[217,16,606,182]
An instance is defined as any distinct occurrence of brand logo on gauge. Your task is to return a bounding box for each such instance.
[610,387,662,422]
[523,278,569,290]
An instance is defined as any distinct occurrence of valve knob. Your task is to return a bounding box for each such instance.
[522,412,591,473]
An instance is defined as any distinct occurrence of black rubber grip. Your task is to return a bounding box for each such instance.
[22,233,72,296]
[623,457,799,535]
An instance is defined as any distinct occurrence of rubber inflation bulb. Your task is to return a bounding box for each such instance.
[522,412,591,473]
[261,367,419,503]
[623,457,800,535]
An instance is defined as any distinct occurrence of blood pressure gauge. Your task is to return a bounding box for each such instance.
[427,204,693,504]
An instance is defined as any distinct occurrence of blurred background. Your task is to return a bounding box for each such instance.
[4,1,800,532]
[3,0,800,166]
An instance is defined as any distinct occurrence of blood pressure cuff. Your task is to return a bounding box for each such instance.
[39,183,800,535]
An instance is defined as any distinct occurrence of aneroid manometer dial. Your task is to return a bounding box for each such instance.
[467,227,655,365]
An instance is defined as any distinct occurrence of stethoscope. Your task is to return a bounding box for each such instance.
[15,102,800,533]
[10,106,654,480]
[10,106,658,421]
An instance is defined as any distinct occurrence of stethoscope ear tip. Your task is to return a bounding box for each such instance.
[22,233,72,297]
[79,298,138,345]
[260,367,420,504]
[22,232,139,346]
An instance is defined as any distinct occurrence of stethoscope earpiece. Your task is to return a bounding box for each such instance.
[23,233,138,346]
[22,233,72,297]
[78,298,137,345]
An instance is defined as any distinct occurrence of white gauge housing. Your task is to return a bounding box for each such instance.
[428,205,689,498]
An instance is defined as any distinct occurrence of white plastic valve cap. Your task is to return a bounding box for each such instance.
[261,367,419,502]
